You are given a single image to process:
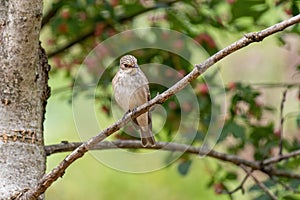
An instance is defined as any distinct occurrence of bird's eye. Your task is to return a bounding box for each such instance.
[124,64,129,68]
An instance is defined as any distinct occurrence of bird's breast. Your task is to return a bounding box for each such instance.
[113,71,147,111]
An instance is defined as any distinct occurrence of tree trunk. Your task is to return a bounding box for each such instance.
[0,1,49,199]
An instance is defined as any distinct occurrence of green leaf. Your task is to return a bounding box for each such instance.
[253,194,273,200]
[219,120,246,141]
[282,195,300,200]
[231,0,268,22]
[177,159,192,176]
[249,123,274,145]
[122,4,145,17]
[290,179,300,189]
[296,114,300,129]
[249,179,275,191]
[291,1,300,16]
[231,122,246,139]
[225,172,237,180]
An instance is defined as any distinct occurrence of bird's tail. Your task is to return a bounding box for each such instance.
[141,129,156,147]
[133,112,155,147]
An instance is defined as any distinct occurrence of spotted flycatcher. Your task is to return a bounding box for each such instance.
[112,55,155,147]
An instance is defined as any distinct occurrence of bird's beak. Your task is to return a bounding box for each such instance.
[134,64,138,68]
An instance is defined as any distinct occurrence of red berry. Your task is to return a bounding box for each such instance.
[78,12,88,21]
[168,101,177,110]
[226,0,235,4]
[101,105,110,114]
[214,183,224,194]
[61,10,70,20]
[107,28,117,37]
[284,8,292,16]
[94,23,105,36]
[227,82,236,91]
[173,40,184,50]
[182,102,192,112]
[178,69,186,78]
[52,57,63,68]
[255,99,263,107]
[274,129,281,138]
[196,83,209,95]
[194,33,216,49]
[111,0,119,7]
[47,39,55,45]
[165,69,174,77]
[58,23,68,33]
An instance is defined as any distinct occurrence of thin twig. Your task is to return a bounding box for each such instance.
[270,176,300,194]
[240,165,278,200]
[279,88,288,155]
[263,149,300,165]
[47,31,94,58]
[251,82,300,88]
[226,173,251,195]
[20,14,300,200]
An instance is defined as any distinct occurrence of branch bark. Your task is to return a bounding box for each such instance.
[278,89,287,155]
[263,149,300,165]
[44,140,300,179]
[21,14,300,199]
[240,165,278,200]
[226,173,250,195]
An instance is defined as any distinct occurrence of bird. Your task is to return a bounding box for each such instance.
[112,55,156,147]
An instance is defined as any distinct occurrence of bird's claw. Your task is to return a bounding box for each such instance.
[131,107,137,113]
[122,109,131,120]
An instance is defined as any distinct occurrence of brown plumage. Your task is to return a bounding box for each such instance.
[112,55,155,147]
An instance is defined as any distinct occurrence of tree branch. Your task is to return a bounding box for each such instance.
[251,82,300,88]
[45,140,260,168]
[47,0,179,58]
[240,165,278,200]
[20,14,300,200]
[44,140,300,180]
[226,172,251,195]
[278,88,288,155]
[263,149,300,165]
[41,0,64,27]
[47,31,94,58]
[270,176,300,194]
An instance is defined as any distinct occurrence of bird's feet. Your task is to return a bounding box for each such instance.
[122,109,131,120]
[122,107,137,120]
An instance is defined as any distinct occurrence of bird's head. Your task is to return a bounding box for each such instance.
[119,55,139,71]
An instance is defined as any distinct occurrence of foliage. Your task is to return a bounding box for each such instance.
[42,0,300,199]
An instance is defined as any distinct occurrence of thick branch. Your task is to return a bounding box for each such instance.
[44,140,300,180]
[45,140,259,168]
[21,14,300,200]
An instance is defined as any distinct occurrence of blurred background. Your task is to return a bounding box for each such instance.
[41,0,300,199]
